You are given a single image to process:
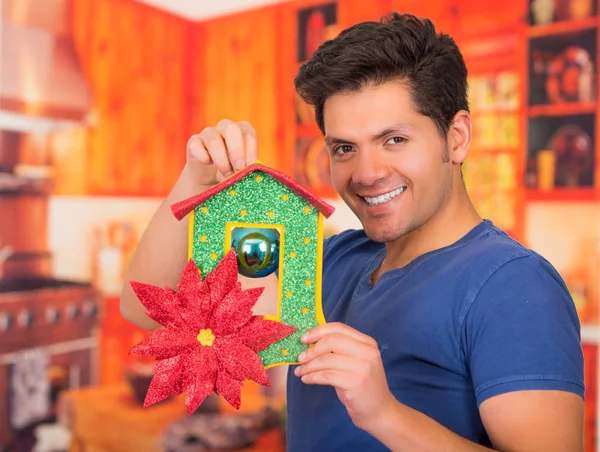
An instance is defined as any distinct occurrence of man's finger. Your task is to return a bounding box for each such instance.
[299,369,349,388]
[300,333,377,363]
[303,322,377,348]
[239,121,258,165]
[295,352,361,377]
[201,129,232,177]
[223,122,246,171]
[187,134,212,164]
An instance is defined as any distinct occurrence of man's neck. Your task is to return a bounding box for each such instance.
[372,190,481,284]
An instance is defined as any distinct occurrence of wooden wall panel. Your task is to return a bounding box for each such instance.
[72,0,190,196]
[190,6,281,169]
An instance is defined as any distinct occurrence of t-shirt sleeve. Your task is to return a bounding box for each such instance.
[463,255,585,406]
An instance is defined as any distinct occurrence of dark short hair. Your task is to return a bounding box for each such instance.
[294,12,469,137]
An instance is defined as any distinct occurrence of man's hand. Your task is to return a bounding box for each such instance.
[186,119,258,186]
[294,322,396,431]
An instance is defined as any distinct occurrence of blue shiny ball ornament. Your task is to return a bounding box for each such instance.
[230,227,280,278]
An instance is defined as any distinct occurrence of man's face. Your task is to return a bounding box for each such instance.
[323,81,458,243]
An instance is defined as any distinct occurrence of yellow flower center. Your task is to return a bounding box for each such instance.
[197,328,215,347]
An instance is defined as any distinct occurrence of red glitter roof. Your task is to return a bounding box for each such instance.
[171,162,335,221]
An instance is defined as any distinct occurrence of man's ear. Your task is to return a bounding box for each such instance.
[448,110,471,164]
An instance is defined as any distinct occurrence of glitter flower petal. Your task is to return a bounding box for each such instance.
[177,260,213,331]
[214,337,269,386]
[211,286,264,336]
[143,355,187,407]
[184,347,218,415]
[129,329,196,360]
[129,283,187,331]
[129,249,296,413]
[236,316,298,352]
[206,249,239,305]
[215,369,242,409]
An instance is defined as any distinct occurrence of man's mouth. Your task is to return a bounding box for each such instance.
[361,187,406,206]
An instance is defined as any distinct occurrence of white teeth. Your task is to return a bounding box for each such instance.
[364,187,406,206]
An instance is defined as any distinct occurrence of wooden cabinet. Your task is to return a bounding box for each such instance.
[189,6,281,169]
[70,0,189,196]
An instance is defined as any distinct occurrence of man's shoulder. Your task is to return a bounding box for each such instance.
[460,223,564,288]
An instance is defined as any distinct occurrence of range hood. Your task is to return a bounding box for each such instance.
[0,0,93,132]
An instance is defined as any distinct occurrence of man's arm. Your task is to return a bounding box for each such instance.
[120,120,263,330]
[368,389,583,452]
[120,165,210,330]
[481,390,583,451]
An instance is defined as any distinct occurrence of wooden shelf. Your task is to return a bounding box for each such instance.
[526,187,597,201]
[528,17,598,38]
[528,102,597,117]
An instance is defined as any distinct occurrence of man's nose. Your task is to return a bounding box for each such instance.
[351,149,389,187]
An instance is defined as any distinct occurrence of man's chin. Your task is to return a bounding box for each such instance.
[361,224,405,244]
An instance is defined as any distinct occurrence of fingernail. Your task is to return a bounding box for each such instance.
[234,159,245,171]
[224,171,233,178]
[301,333,310,343]
[298,352,306,363]
[294,366,301,376]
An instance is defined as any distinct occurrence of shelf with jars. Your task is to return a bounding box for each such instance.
[525,0,598,199]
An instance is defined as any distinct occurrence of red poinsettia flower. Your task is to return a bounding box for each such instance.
[128,249,296,414]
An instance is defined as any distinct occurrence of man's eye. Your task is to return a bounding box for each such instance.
[385,136,407,145]
[334,145,354,155]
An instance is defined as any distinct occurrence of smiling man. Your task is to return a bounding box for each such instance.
[120,12,585,452]
[286,12,584,451]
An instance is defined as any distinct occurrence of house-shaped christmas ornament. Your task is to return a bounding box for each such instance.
[171,162,335,369]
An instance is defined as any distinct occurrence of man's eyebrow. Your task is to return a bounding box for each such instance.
[324,135,356,147]
[372,125,412,140]
[325,124,413,147]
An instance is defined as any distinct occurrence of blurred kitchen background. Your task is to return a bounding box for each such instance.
[1,0,600,451]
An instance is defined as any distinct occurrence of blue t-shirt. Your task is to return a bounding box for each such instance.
[286,220,584,451]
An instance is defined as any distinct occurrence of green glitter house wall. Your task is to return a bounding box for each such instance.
[171,162,335,368]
